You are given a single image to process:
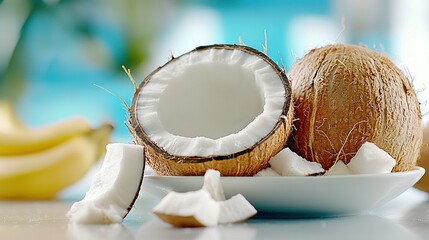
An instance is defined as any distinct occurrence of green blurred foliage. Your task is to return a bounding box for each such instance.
[0,0,169,103]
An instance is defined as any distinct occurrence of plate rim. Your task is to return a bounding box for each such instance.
[142,167,425,215]
[144,166,425,180]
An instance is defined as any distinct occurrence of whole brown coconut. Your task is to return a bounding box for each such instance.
[128,44,293,176]
[288,44,422,172]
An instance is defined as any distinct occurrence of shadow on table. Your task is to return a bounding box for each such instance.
[397,193,429,240]
[67,223,133,240]
[136,218,256,240]
[135,213,419,240]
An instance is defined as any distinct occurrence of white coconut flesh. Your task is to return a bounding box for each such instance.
[269,148,325,176]
[153,189,220,227]
[218,194,257,224]
[202,169,226,201]
[254,167,280,177]
[324,142,396,176]
[153,169,257,227]
[325,160,353,176]
[67,143,145,224]
[135,47,286,157]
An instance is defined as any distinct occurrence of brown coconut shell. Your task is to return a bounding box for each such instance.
[128,44,293,176]
[288,44,422,172]
[414,123,429,192]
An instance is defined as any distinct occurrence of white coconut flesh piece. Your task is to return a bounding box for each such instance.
[153,169,257,227]
[325,142,395,176]
[254,167,280,177]
[67,143,145,224]
[202,169,226,201]
[129,44,293,176]
[347,142,396,174]
[153,189,220,227]
[325,160,353,176]
[269,148,325,176]
[202,170,256,223]
[218,194,257,224]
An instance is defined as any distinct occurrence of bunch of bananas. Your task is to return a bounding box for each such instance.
[0,102,113,199]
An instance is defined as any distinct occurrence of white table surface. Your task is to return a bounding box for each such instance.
[1,186,429,240]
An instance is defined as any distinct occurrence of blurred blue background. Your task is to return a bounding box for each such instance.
[1,0,428,143]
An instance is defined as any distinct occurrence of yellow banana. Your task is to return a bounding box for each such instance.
[0,101,25,133]
[0,117,94,155]
[0,123,113,199]
[93,123,114,160]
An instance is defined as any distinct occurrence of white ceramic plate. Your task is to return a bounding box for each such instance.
[142,167,424,216]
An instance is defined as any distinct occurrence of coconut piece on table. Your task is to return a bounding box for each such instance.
[67,143,145,224]
[153,189,220,227]
[254,167,280,177]
[204,170,256,223]
[269,148,325,176]
[202,169,226,201]
[153,169,257,227]
[218,194,257,224]
[347,142,396,174]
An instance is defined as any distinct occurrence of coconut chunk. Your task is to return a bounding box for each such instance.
[153,169,257,227]
[347,142,396,174]
[202,169,226,201]
[269,148,325,176]
[67,143,144,224]
[325,161,353,176]
[218,194,257,224]
[153,189,220,227]
[254,167,280,177]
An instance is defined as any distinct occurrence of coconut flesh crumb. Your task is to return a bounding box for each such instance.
[67,143,145,224]
[255,142,396,176]
[153,169,257,227]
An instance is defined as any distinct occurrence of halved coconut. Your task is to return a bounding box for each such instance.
[129,44,293,176]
